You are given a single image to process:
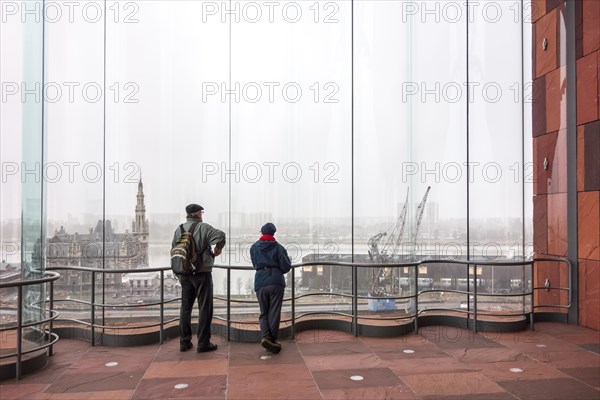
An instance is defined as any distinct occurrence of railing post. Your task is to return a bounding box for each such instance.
[49,280,54,356]
[227,268,231,342]
[530,261,535,331]
[160,270,164,344]
[414,265,419,333]
[91,271,95,346]
[291,267,295,339]
[466,263,470,330]
[352,265,357,337]
[473,265,478,333]
[16,285,23,380]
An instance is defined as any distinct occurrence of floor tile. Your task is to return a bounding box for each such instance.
[131,376,226,399]
[294,329,357,344]
[525,349,600,368]
[298,340,372,356]
[498,378,600,399]
[227,364,319,399]
[364,336,448,360]
[472,359,571,382]
[419,326,506,350]
[0,384,49,400]
[559,367,600,388]
[387,357,479,376]
[143,359,228,378]
[400,372,505,396]
[312,367,403,390]
[44,371,144,393]
[422,393,517,400]
[303,352,385,372]
[580,343,600,354]
[153,339,229,362]
[445,347,530,363]
[31,390,134,399]
[320,385,419,400]
[228,341,303,366]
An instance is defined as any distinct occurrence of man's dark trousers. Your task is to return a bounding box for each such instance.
[179,272,213,348]
[256,284,285,342]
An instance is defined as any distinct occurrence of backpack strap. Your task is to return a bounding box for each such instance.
[188,222,200,234]
[187,222,203,268]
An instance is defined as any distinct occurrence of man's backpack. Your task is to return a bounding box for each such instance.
[170,222,200,275]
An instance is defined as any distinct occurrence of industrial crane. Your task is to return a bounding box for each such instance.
[411,186,431,245]
[367,186,431,297]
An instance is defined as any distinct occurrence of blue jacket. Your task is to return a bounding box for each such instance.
[250,238,292,291]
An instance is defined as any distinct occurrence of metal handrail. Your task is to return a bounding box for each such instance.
[2,257,572,380]
[0,271,60,380]
[44,258,572,336]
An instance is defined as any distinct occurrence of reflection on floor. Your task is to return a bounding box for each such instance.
[1,322,599,399]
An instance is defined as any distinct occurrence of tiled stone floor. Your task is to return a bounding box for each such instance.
[1,322,598,399]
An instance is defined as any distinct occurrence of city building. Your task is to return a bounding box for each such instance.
[45,180,149,292]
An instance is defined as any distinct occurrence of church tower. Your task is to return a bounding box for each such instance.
[132,178,149,266]
[132,179,149,235]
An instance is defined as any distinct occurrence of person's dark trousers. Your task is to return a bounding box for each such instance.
[179,272,214,348]
[256,284,285,342]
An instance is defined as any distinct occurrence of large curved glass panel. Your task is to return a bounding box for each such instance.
[230,1,352,324]
[44,1,105,330]
[355,1,468,318]
[1,0,47,355]
[468,1,530,312]
[105,1,229,330]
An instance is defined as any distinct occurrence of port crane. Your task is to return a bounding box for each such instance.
[368,186,431,296]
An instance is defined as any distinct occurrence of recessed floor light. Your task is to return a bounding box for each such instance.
[174,383,189,390]
[509,368,524,373]
[105,362,118,367]
[403,349,415,354]
[536,344,546,348]
[260,355,272,360]
[350,375,364,381]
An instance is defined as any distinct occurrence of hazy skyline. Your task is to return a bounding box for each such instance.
[1,1,533,255]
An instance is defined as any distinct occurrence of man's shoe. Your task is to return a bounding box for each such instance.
[261,338,280,353]
[197,343,218,353]
[272,341,282,354]
[180,342,193,352]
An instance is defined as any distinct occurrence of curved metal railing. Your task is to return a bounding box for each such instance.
[0,271,61,380]
[213,257,572,338]
[2,257,571,380]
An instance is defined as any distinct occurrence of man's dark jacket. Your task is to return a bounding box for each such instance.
[250,237,292,291]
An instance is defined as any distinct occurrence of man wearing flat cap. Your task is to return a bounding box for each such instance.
[172,203,226,352]
[250,222,292,353]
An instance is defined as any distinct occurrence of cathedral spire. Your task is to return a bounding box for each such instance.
[133,178,148,234]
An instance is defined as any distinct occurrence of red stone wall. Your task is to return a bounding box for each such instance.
[532,0,599,330]
[575,0,599,330]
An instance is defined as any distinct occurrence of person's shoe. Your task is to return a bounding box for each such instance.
[272,341,282,354]
[261,338,280,353]
[197,343,218,353]
[180,341,193,352]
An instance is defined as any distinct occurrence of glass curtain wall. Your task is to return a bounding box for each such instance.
[104,1,229,327]
[468,1,531,312]
[1,0,47,351]
[230,1,352,323]
[355,1,468,316]
[44,0,104,326]
[3,0,532,334]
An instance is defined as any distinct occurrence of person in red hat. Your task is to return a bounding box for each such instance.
[250,222,292,353]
